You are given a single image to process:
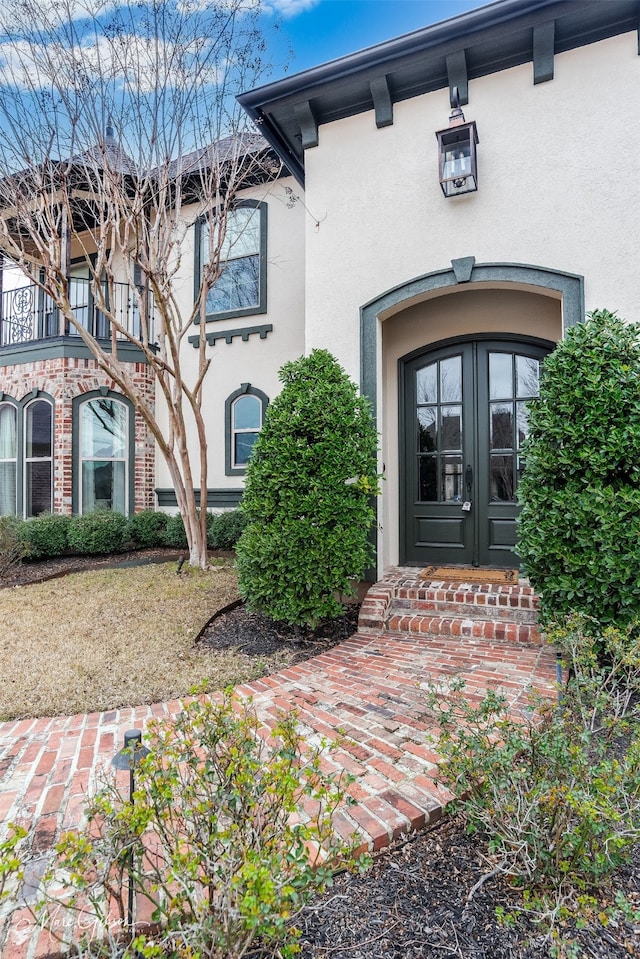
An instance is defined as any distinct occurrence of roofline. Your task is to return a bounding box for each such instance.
[239,0,556,110]
[238,0,639,187]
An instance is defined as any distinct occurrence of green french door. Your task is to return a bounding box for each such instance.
[401,339,550,567]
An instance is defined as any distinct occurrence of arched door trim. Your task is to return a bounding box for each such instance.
[360,260,584,418]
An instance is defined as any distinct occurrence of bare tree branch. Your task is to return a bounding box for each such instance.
[0,0,283,567]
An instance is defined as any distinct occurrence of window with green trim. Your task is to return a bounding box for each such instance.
[0,401,17,515]
[225,384,268,476]
[79,397,129,513]
[197,201,267,321]
[24,398,53,517]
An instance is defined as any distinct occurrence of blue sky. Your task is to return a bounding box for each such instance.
[269,0,489,79]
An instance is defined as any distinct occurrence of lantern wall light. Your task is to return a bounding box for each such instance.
[435,86,479,198]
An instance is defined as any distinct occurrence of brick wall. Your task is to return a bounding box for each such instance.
[0,356,156,514]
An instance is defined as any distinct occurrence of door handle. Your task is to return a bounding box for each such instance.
[465,464,473,500]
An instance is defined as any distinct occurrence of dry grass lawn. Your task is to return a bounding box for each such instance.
[0,560,271,721]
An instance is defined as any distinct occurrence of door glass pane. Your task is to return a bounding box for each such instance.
[516,402,530,449]
[442,455,463,502]
[489,352,512,399]
[490,454,514,502]
[418,457,437,502]
[490,402,513,450]
[416,363,437,404]
[416,355,464,503]
[417,408,436,452]
[516,355,539,398]
[440,356,462,402]
[441,406,462,450]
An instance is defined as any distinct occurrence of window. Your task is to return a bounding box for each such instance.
[225,384,268,476]
[197,201,267,321]
[24,399,53,517]
[0,402,17,515]
[78,396,129,513]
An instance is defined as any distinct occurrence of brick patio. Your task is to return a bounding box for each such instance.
[0,569,557,958]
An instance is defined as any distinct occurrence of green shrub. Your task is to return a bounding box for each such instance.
[207,508,247,550]
[45,693,362,959]
[426,617,640,909]
[0,516,27,577]
[19,513,70,559]
[67,509,129,555]
[164,511,188,549]
[518,309,640,627]
[166,510,244,551]
[128,509,168,548]
[236,349,379,630]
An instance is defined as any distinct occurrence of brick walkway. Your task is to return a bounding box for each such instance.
[0,570,557,958]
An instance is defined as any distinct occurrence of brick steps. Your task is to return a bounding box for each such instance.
[359,568,542,647]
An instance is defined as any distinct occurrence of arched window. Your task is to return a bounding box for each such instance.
[24,398,53,517]
[225,384,268,475]
[78,395,130,513]
[0,401,17,515]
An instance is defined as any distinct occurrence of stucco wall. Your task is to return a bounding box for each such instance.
[301,31,639,570]
[303,32,639,373]
[153,175,306,499]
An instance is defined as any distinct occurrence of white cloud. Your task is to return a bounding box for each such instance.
[0,32,224,94]
[176,0,261,14]
[0,0,122,32]
[261,0,321,16]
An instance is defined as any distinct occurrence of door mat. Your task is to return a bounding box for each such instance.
[419,566,519,584]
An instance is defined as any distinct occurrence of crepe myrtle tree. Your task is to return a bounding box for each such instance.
[517,309,640,628]
[236,349,380,634]
[0,0,282,568]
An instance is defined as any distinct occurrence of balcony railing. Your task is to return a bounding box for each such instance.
[0,278,154,348]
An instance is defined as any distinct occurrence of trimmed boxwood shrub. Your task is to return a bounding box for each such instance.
[517,309,640,627]
[19,513,70,559]
[128,509,168,548]
[67,509,129,555]
[236,349,379,630]
[0,516,27,577]
[207,510,247,550]
[165,512,188,549]
[166,510,246,552]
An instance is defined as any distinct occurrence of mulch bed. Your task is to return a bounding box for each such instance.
[0,548,199,588]
[199,600,361,659]
[295,819,640,958]
[4,551,639,958]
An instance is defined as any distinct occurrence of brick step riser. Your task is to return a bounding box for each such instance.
[390,598,538,625]
[395,587,538,611]
[385,614,541,646]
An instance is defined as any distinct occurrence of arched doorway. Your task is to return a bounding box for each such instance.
[360,261,583,572]
[400,336,552,567]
